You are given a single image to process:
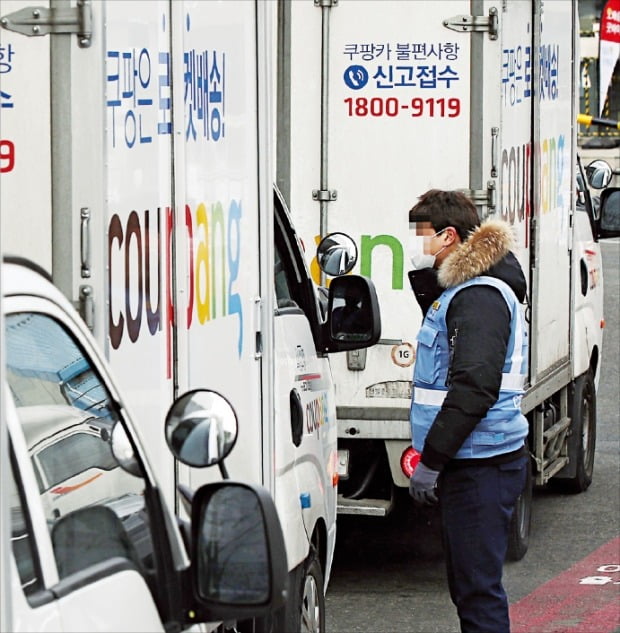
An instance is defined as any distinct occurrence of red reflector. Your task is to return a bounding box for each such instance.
[400,447,421,478]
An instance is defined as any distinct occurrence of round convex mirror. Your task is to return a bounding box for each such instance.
[316,232,358,276]
[165,389,238,467]
[586,159,612,189]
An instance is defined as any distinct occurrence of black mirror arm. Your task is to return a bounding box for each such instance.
[218,461,229,479]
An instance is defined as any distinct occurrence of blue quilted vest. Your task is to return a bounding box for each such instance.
[410,276,529,459]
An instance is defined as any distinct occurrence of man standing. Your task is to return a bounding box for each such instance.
[407,189,529,633]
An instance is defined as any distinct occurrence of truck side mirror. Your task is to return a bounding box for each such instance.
[585,160,613,189]
[191,482,287,621]
[597,187,620,239]
[165,390,238,468]
[324,274,381,352]
[316,232,358,276]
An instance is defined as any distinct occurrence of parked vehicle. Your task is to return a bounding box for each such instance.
[277,0,620,560]
[1,256,289,632]
[0,1,380,628]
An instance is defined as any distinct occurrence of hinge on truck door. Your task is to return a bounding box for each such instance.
[253,297,263,360]
[78,285,94,331]
[312,189,338,202]
[0,0,92,47]
[461,181,497,210]
[443,7,499,40]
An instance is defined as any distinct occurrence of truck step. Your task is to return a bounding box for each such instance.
[337,496,392,516]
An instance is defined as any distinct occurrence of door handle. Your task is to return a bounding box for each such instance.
[290,388,303,447]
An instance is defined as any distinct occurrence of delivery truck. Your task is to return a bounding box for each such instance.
[0,1,381,629]
[1,255,289,632]
[277,0,620,560]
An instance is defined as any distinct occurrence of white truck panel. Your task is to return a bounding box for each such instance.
[288,0,475,415]
[0,1,52,271]
[496,0,573,381]
[178,0,264,493]
[527,0,574,381]
[498,0,535,256]
[101,0,177,496]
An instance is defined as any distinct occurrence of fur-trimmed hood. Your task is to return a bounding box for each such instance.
[438,219,527,301]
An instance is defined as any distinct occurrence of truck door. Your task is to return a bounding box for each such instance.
[272,192,338,577]
[173,0,266,500]
[0,0,54,273]
[102,0,178,492]
[523,1,575,383]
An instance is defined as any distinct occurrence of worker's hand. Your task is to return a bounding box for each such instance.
[409,463,440,506]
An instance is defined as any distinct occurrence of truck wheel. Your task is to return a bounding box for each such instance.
[249,550,325,633]
[558,371,597,493]
[298,554,325,633]
[236,549,325,633]
[506,458,532,562]
[286,551,325,633]
[279,550,325,633]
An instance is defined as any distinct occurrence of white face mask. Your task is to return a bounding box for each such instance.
[408,229,446,271]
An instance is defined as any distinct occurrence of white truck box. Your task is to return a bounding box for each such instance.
[278,0,620,559]
[0,0,381,628]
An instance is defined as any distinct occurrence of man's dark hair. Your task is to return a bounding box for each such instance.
[409,189,480,241]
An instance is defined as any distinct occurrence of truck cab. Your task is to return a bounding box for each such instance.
[1,257,287,632]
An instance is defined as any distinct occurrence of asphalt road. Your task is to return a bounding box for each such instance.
[325,239,620,633]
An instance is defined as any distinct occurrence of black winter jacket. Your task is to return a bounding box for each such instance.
[409,220,529,471]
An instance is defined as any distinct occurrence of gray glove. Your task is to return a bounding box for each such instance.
[409,463,440,506]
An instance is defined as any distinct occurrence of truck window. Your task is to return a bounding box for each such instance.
[274,194,321,339]
[275,240,298,310]
[4,312,156,588]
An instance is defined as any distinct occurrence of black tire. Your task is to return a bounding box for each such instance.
[506,457,532,562]
[241,550,325,633]
[282,551,325,633]
[557,371,597,493]
[299,554,325,633]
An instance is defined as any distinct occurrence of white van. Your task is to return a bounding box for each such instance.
[1,257,288,632]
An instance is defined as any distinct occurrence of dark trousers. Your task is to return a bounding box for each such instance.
[439,456,528,633]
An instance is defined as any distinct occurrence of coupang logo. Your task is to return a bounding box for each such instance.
[499,134,566,246]
[108,200,243,377]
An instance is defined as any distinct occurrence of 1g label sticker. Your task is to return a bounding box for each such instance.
[391,342,415,367]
